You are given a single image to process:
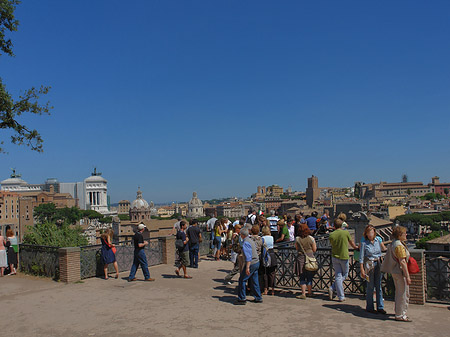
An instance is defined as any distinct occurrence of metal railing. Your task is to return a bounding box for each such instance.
[19,244,60,280]
[80,239,163,279]
[273,244,395,298]
[425,251,450,304]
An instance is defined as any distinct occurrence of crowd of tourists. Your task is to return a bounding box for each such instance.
[206,209,414,322]
[0,225,18,277]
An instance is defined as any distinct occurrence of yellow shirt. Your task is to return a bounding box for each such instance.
[394,245,407,259]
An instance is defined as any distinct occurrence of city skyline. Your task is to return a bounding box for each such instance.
[2,1,450,204]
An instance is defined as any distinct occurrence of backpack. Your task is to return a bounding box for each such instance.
[261,238,271,268]
[246,215,254,224]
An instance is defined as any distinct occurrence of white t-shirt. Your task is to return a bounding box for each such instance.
[267,216,279,232]
[288,225,295,242]
[262,235,274,249]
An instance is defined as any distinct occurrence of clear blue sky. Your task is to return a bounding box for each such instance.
[1,0,450,203]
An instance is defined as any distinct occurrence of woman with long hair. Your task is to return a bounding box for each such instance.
[295,223,317,299]
[100,228,119,279]
[213,220,224,261]
[6,228,18,275]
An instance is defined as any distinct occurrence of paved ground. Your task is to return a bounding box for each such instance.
[1,258,449,337]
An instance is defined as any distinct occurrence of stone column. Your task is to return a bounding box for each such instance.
[409,248,426,305]
[59,247,81,283]
[160,236,175,265]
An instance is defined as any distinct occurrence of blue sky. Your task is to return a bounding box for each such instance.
[1,0,450,203]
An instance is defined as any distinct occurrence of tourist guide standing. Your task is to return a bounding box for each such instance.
[328,218,357,301]
[128,223,155,282]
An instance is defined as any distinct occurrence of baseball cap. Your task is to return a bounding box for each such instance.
[138,223,146,230]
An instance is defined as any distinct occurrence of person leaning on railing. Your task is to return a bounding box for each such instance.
[359,225,387,315]
[294,223,317,299]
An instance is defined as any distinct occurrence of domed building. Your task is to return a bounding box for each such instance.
[130,188,151,221]
[187,191,204,218]
[1,169,41,192]
[84,168,109,214]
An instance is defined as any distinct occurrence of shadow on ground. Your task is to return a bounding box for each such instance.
[322,303,394,321]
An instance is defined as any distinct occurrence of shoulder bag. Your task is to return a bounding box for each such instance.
[297,237,318,272]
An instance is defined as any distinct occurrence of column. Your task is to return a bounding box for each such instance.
[409,248,426,305]
[59,247,81,283]
[160,236,176,265]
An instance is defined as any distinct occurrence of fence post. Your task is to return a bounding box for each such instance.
[160,236,175,265]
[59,247,81,283]
[409,248,426,305]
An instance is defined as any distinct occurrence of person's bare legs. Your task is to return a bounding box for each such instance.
[307,285,313,296]
[0,267,4,276]
[103,264,109,279]
[113,261,119,278]
[9,264,16,274]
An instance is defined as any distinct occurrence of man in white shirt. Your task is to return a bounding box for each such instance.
[267,210,280,241]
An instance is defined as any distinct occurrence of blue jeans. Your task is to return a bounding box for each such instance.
[189,243,199,267]
[238,262,262,301]
[366,261,384,310]
[128,249,150,280]
[213,236,222,255]
[331,257,349,300]
[300,270,315,286]
[210,231,215,249]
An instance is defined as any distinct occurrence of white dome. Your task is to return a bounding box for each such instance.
[85,175,107,183]
[131,188,149,209]
[1,177,27,185]
[188,192,203,207]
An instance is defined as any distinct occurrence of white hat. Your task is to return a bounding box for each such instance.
[138,223,146,231]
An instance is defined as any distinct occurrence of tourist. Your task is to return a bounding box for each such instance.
[0,233,7,276]
[100,229,119,280]
[175,221,192,279]
[267,210,280,241]
[213,220,224,261]
[275,219,290,243]
[321,210,330,228]
[293,213,305,237]
[235,228,263,305]
[295,223,317,299]
[246,209,257,225]
[5,228,18,275]
[206,215,218,252]
[224,223,243,284]
[389,226,412,322]
[306,211,318,232]
[128,223,155,282]
[287,219,295,242]
[220,218,230,258]
[338,213,348,229]
[359,225,387,314]
[187,219,202,268]
[171,216,183,236]
[328,218,358,301]
[261,226,276,295]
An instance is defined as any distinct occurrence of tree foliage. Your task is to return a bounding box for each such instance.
[0,0,52,153]
[23,222,88,247]
[415,231,449,249]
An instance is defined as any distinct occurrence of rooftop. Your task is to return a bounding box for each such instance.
[0,259,448,337]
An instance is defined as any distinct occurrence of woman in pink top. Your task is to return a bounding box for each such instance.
[0,234,7,276]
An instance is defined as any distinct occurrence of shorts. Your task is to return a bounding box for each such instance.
[179,250,189,267]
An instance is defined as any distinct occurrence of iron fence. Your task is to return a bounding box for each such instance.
[273,244,395,298]
[425,251,450,304]
[80,239,163,279]
[19,244,60,279]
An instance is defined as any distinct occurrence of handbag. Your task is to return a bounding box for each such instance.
[297,237,318,272]
[407,256,420,274]
[111,246,117,254]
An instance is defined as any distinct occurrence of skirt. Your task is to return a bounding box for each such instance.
[0,250,7,268]
[7,247,18,265]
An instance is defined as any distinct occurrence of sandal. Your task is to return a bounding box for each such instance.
[184,275,192,279]
[395,316,412,322]
[175,270,180,277]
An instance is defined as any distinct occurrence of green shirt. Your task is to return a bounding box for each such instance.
[329,229,352,260]
[281,225,290,242]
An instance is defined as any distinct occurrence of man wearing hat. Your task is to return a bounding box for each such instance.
[128,223,155,282]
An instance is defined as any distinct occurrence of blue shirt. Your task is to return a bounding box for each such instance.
[359,236,383,263]
[306,217,317,231]
[242,241,253,262]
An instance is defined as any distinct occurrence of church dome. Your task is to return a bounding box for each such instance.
[85,168,107,183]
[188,192,203,207]
[1,177,27,185]
[131,188,149,209]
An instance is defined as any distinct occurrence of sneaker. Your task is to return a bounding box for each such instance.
[296,294,307,300]
[225,281,232,285]
[366,309,378,314]
[253,299,263,303]
[128,278,137,282]
[144,278,155,282]
[328,287,334,300]
[234,299,246,305]
[377,309,387,315]
[338,298,346,302]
